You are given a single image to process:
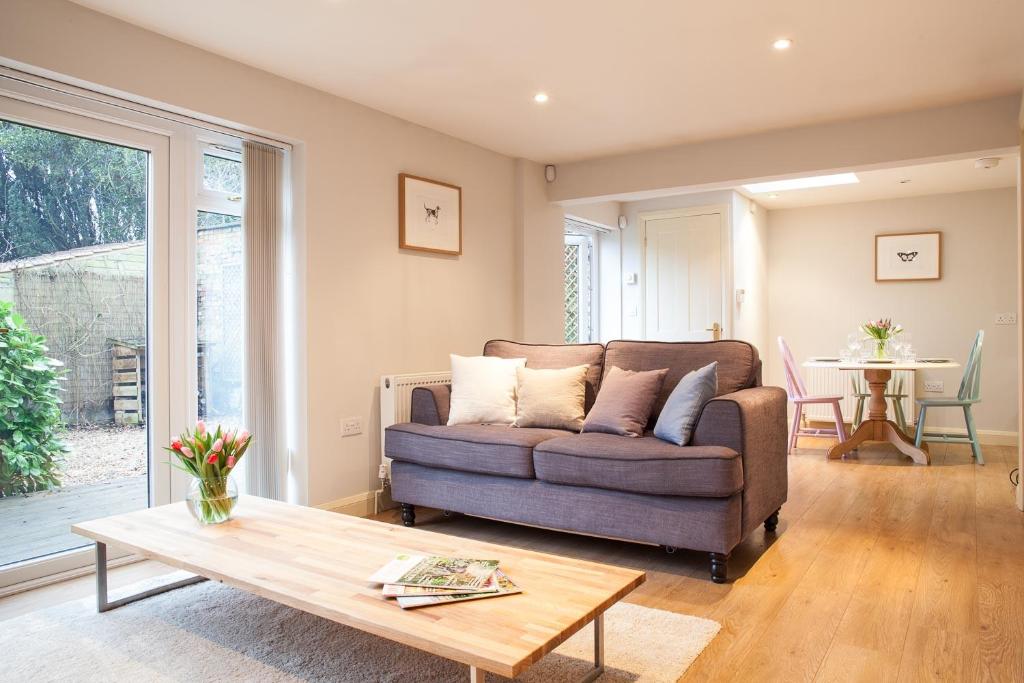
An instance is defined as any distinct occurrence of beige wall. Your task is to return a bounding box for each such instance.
[548,95,1021,203]
[768,188,1019,434]
[515,160,565,344]
[1,0,523,506]
[731,194,770,358]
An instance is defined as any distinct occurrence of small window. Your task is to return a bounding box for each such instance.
[564,230,596,344]
[201,147,242,200]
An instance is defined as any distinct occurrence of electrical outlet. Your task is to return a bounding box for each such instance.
[996,312,1017,325]
[341,417,363,437]
[923,380,943,392]
[378,463,388,480]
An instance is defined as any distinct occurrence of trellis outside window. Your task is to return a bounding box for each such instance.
[564,219,598,344]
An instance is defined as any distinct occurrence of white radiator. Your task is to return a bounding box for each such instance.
[803,367,916,425]
[379,371,451,476]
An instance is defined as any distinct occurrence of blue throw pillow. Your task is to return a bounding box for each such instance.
[653,362,718,446]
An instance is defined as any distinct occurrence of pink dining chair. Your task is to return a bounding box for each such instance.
[778,337,848,453]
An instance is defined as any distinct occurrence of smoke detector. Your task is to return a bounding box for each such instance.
[975,157,1001,170]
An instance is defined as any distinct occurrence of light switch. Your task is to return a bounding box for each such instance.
[341,417,363,437]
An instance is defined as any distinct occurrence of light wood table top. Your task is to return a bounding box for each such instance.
[72,495,645,678]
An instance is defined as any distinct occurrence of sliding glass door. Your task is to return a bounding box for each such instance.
[0,89,174,587]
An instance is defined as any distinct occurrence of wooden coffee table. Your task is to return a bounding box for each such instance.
[72,495,644,682]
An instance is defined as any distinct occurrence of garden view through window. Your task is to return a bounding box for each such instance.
[0,118,150,567]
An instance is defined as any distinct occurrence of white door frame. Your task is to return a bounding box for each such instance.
[0,76,188,589]
[638,204,733,340]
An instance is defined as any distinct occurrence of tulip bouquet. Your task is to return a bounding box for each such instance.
[166,421,252,524]
[861,318,903,359]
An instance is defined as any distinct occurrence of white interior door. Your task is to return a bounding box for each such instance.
[644,211,723,341]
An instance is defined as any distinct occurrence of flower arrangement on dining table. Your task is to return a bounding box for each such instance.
[165,421,251,524]
[861,318,903,358]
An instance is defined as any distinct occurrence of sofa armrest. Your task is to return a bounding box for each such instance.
[691,386,788,538]
[410,385,451,426]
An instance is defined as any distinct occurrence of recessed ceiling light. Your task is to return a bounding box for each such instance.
[898,178,912,184]
[773,38,793,50]
[533,92,549,104]
[768,193,779,198]
[743,172,859,194]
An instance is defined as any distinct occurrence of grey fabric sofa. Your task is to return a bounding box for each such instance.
[385,339,788,582]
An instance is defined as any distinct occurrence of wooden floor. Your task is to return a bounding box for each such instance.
[0,476,147,567]
[2,442,1021,681]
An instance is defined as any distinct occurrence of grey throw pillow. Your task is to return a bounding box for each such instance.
[582,366,669,438]
[653,362,718,446]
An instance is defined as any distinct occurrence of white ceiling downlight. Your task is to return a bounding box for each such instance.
[743,172,859,194]
[773,38,793,50]
[533,92,549,103]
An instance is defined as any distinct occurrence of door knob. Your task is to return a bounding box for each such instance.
[705,322,722,341]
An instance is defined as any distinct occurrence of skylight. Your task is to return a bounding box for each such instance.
[743,172,859,194]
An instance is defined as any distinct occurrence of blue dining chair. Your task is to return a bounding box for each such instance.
[913,331,984,464]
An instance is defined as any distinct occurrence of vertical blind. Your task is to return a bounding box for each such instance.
[242,140,284,499]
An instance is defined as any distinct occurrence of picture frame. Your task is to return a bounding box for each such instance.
[398,173,462,255]
[875,231,941,282]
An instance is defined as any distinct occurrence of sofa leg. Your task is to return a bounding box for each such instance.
[765,508,780,533]
[709,552,729,583]
[400,503,416,527]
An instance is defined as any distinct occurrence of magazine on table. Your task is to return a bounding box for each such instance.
[395,570,521,609]
[381,582,499,597]
[368,554,499,591]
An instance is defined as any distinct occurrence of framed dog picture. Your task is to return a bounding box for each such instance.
[875,231,941,281]
[398,173,462,255]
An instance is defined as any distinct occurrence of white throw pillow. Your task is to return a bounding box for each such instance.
[447,354,526,426]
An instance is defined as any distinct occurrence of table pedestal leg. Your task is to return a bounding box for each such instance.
[826,368,930,465]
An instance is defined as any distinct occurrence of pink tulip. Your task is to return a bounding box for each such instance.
[180,446,194,459]
[238,430,250,444]
[227,455,236,468]
[196,420,206,436]
[223,431,235,446]
[206,452,219,464]
[211,438,223,452]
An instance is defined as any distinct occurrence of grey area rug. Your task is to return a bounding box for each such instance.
[2,575,720,682]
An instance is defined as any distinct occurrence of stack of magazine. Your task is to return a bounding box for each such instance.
[368,554,521,610]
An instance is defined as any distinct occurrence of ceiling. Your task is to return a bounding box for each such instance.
[741,156,1019,209]
[71,0,1024,163]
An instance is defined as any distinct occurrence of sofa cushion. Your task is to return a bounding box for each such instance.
[484,339,605,411]
[603,340,761,426]
[385,423,571,479]
[533,433,742,497]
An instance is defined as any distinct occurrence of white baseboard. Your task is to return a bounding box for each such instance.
[921,427,1018,447]
[315,491,375,517]
[807,420,1018,446]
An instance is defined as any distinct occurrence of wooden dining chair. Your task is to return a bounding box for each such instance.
[851,374,909,433]
[778,337,848,453]
[913,330,985,464]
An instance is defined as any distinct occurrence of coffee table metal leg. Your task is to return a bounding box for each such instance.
[95,541,207,613]
[580,612,605,682]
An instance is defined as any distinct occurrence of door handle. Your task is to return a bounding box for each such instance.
[705,322,722,341]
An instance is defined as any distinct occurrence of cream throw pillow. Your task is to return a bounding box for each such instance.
[514,364,588,431]
[447,354,526,426]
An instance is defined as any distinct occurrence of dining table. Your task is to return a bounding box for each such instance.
[802,358,960,465]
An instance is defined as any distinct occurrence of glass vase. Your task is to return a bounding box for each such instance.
[186,476,238,524]
[874,338,888,359]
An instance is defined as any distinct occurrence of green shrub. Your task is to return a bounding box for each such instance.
[0,300,66,495]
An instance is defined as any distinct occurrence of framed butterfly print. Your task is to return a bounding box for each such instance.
[398,173,462,255]
[875,231,941,281]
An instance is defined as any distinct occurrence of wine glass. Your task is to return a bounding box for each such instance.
[846,332,863,359]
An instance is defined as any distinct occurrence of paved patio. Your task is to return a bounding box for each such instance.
[0,476,147,567]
